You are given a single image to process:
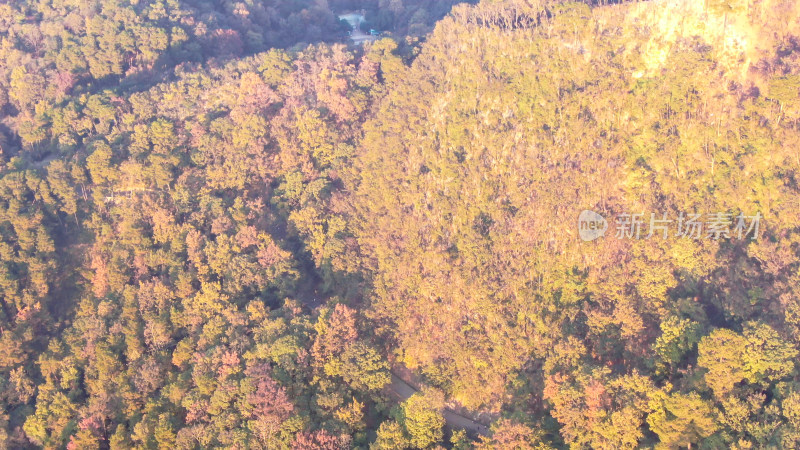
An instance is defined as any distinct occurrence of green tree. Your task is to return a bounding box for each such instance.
[399,388,445,449]
[337,342,391,392]
[698,329,747,398]
[372,420,409,449]
[647,391,719,449]
[654,316,701,366]
[741,322,798,386]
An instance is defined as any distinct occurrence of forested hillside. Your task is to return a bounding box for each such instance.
[0,0,799,448]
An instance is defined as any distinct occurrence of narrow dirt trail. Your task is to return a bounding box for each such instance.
[387,373,490,436]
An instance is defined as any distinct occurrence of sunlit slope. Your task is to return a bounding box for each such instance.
[350,0,800,425]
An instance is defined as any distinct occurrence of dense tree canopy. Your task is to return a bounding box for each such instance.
[0,0,798,448]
